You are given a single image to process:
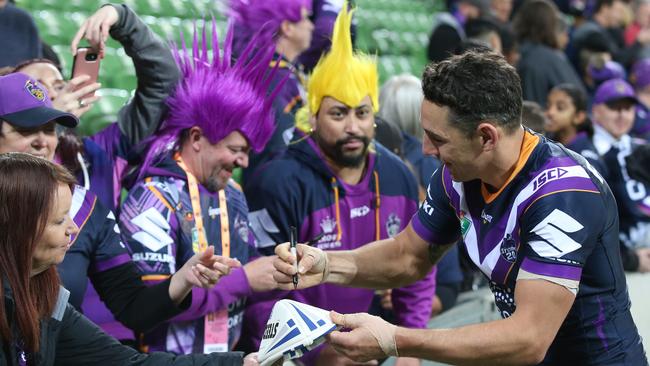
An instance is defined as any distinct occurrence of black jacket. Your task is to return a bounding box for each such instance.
[0,284,244,365]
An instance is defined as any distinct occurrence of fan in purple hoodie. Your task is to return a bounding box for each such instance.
[119,20,286,354]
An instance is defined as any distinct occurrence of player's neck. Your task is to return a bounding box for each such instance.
[481,127,526,190]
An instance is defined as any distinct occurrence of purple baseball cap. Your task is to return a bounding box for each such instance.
[593,78,639,105]
[0,73,78,128]
[631,58,650,90]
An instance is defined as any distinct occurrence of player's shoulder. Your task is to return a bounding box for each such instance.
[527,134,605,189]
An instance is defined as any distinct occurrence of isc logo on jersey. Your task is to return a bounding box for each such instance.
[533,167,569,191]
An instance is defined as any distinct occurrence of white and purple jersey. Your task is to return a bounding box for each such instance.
[412,131,646,364]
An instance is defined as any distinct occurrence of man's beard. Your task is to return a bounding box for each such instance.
[314,132,371,168]
[203,167,229,192]
[204,177,224,193]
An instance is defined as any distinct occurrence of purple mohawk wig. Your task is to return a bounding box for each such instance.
[229,0,311,55]
[140,20,284,175]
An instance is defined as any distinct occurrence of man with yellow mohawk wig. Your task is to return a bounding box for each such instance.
[242,3,436,365]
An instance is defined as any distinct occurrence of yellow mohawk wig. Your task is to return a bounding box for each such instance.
[307,2,379,115]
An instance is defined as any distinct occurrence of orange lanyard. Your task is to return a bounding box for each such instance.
[330,170,381,243]
[175,154,230,258]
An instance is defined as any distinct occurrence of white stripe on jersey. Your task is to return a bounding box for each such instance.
[70,186,86,219]
[454,165,591,277]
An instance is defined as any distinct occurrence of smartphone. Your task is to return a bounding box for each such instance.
[71,48,101,100]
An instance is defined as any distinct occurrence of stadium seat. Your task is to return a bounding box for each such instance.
[32,10,80,45]
[100,47,136,90]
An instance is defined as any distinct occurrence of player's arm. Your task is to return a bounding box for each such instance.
[391,278,574,365]
[274,223,454,290]
[274,166,458,290]
[328,223,452,289]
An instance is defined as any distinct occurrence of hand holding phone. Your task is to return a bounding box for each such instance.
[71,48,101,100]
[70,5,120,58]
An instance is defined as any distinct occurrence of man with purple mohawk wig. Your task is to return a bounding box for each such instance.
[229,0,315,185]
[118,21,282,355]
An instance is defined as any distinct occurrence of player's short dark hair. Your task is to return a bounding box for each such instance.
[421,51,522,136]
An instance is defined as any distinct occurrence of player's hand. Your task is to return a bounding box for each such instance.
[71,4,120,58]
[327,311,398,362]
[273,243,328,290]
[243,256,279,292]
[51,75,101,118]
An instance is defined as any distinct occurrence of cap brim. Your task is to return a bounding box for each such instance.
[0,106,78,128]
[603,96,639,106]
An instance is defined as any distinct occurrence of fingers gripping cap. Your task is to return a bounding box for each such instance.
[258,300,340,366]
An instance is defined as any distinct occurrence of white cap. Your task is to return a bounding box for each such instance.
[258,299,339,366]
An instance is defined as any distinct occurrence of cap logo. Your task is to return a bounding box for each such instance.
[616,83,626,93]
[24,80,45,101]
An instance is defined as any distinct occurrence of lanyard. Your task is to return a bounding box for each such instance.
[175,153,232,353]
[175,153,230,258]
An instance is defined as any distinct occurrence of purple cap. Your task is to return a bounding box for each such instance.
[631,58,650,90]
[593,78,639,105]
[0,73,78,128]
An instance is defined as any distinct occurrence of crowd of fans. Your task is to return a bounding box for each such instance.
[0,0,649,364]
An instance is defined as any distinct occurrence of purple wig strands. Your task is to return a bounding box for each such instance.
[140,20,286,177]
[228,0,311,55]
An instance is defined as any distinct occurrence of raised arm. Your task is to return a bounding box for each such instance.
[109,4,179,146]
[72,3,179,147]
